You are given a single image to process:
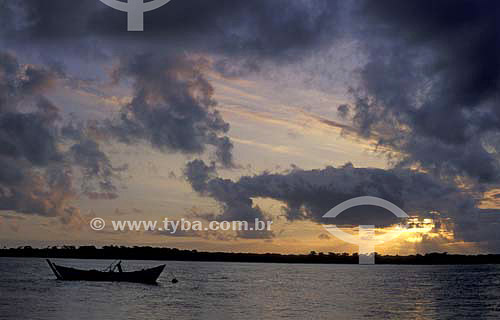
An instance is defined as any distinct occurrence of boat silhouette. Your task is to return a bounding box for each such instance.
[47,259,165,284]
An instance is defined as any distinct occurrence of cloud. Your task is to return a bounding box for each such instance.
[0,159,75,217]
[10,0,341,60]
[184,159,268,222]
[184,159,494,245]
[0,52,72,217]
[336,104,350,120]
[325,1,500,249]
[67,138,121,199]
[0,107,61,166]
[344,0,500,183]
[3,0,346,87]
[184,159,275,239]
[0,51,125,220]
[104,53,234,167]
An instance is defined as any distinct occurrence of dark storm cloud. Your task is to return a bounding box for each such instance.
[0,162,74,217]
[345,0,500,183]
[60,118,127,200]
[184,159,217,194]
[0,51,124,219]
[106,53,234,167]
[0,52,74,217]
[0,111,60,166]
[0,53,61,165]
[184,159,267,223]
[0,52,57,113]
[185,160,478,230]
[68,139,119,199]
[184,159,274,239]
[10,0,340,60]
[337,104,350,120]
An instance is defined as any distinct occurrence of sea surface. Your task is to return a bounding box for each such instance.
[1,258,499,320]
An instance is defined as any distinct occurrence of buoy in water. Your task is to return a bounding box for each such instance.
[172,278,178,284]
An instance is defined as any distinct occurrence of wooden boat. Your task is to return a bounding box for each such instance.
[47,259,165,284]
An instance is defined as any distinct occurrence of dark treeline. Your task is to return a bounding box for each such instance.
[2,246,500,264]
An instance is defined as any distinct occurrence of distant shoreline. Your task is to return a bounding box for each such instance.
[2,246,500,265]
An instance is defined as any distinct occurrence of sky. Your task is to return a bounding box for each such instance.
[0,0,499,254]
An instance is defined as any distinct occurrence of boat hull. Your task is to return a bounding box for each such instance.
[47,260,165,284]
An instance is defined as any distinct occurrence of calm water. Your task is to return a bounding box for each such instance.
[1,258,499,320]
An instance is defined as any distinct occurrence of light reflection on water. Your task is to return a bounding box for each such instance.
[1,258,499,319]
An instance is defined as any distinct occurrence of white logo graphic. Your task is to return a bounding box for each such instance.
[90,217,106,231]
[322,196,409,264]
[99,0,172,31]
